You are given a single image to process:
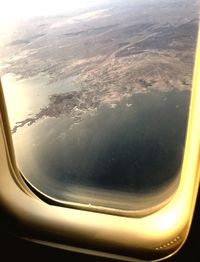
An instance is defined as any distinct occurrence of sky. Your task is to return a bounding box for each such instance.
[0,0,158,25]
[0,0,107,20]
[0,0,110,34]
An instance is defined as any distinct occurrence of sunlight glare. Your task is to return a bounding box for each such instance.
[0,0,104,21]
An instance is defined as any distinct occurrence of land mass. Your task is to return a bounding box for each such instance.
[0,0,199,133]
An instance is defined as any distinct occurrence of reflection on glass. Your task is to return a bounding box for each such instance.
[0,0,199,213]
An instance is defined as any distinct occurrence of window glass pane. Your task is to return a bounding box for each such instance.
[1,0,199,213]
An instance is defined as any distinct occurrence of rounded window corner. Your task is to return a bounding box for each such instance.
[0,1,200,261]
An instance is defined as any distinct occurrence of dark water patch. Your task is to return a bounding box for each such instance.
[51,89,189,193]
[15,89,190,209]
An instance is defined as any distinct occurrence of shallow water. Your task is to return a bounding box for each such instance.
[2,73,78,127]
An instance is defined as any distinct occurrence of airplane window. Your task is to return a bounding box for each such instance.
[0,0,199,214]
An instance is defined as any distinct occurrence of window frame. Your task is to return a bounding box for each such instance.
[0,24,200,262]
